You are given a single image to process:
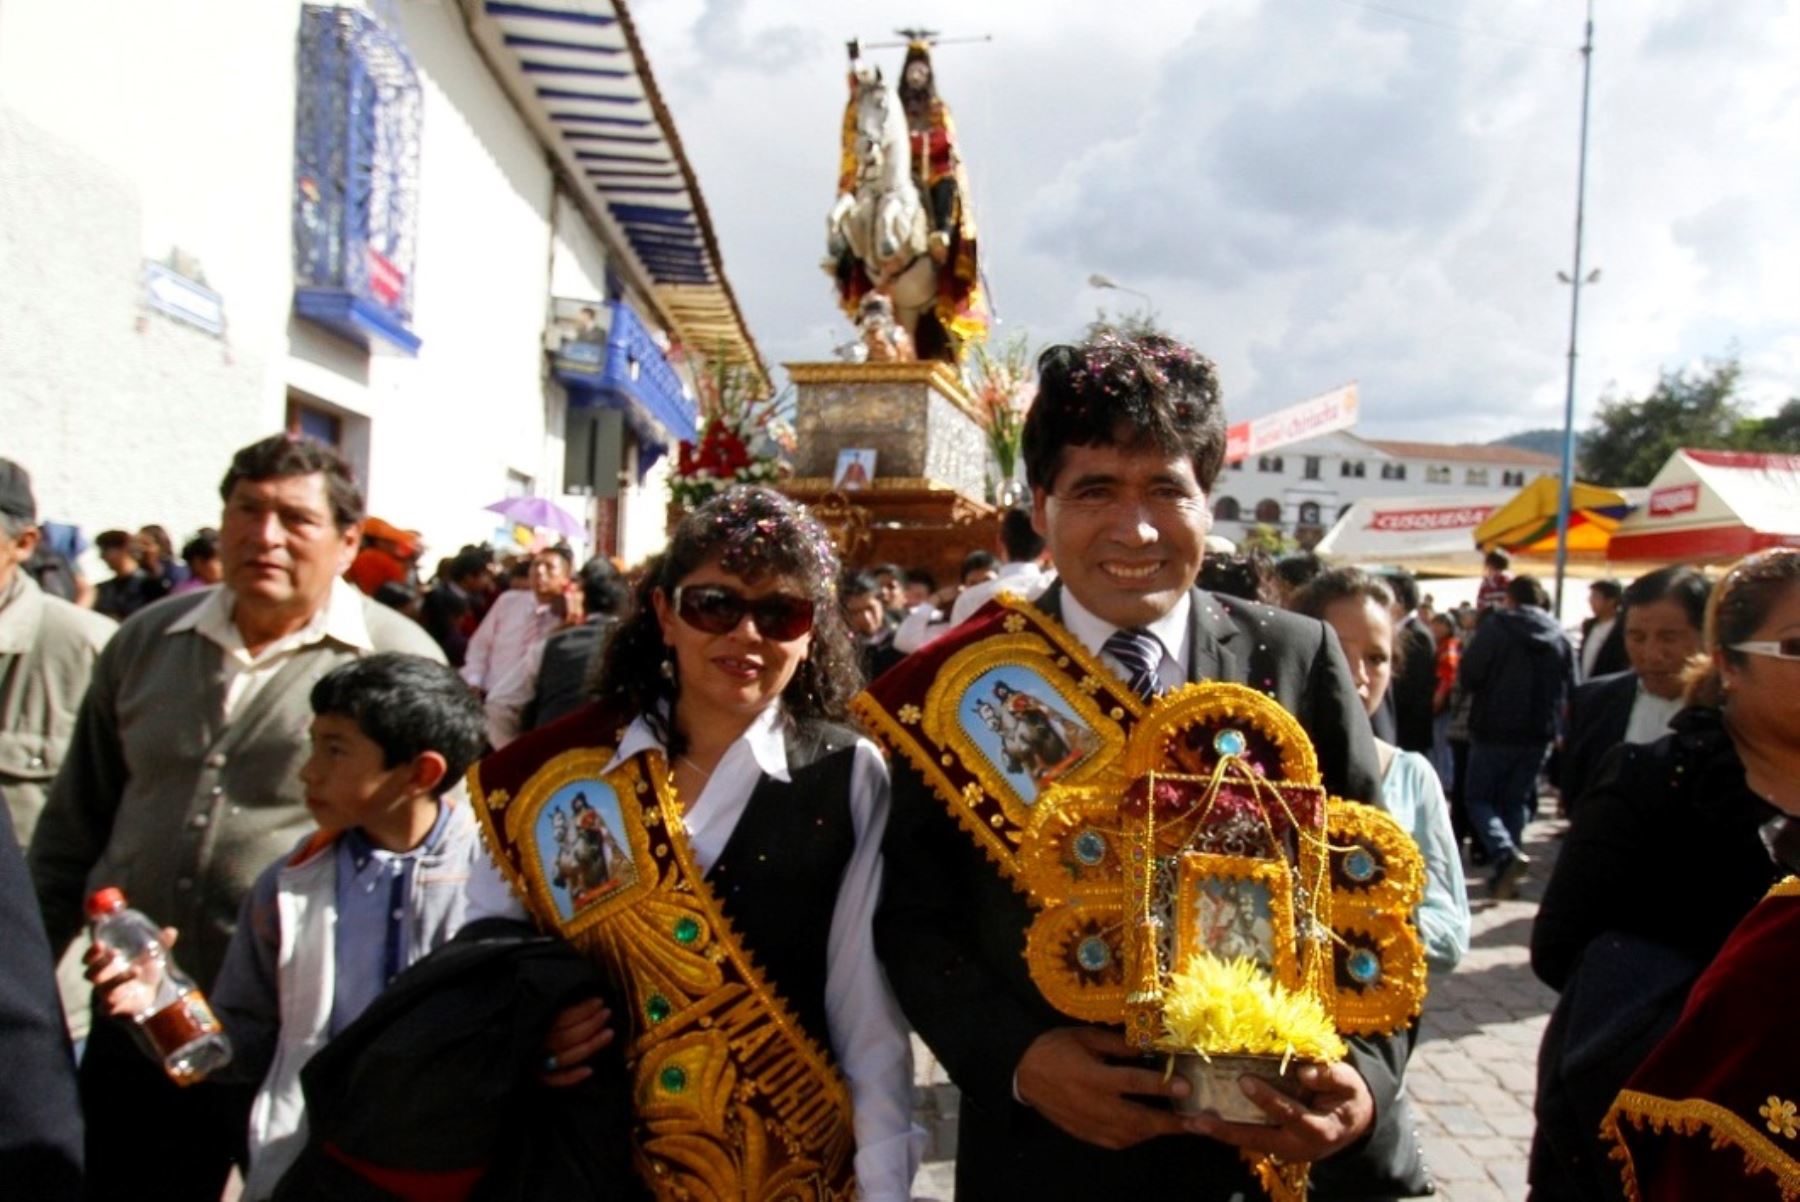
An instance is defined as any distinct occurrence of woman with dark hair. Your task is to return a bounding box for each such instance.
[463,486,918,1202]
[1530,549,1800,1201]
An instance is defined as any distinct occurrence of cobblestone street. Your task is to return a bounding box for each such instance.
[910,818,1568,1200]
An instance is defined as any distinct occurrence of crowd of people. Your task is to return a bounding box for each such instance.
[0,332,1794,1202]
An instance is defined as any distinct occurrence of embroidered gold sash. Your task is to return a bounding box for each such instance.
[469,746,856,1202]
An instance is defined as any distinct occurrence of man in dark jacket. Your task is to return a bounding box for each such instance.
[1459,574,1576,898]
[1380,568,1438,755]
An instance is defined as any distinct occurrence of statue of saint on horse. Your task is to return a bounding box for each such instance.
[825,39,986,364]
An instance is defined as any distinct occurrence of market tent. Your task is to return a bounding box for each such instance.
[1473,475,1636,557]
[1607,449,1800,564]
[1314,494,1499,573]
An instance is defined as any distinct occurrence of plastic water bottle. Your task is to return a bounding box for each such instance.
[86,887,232,1085]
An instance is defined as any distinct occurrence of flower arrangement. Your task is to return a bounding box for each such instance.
[1161,953,1346,1067]
[965,333,1035,501]
[670,355,794,511]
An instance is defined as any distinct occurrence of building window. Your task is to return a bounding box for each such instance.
[1297,501,1322,525]
[1466,468,1489,486]
[1302,456,1321,480]
[286,398,342,447]
[1340,460,1365,478]
[1380,463,1406,481]
[1502,469,1525,487]
[1213,496,1242,522]
[1257,455,1285,473]
[292,5,424,355]
[1254,498,1282,524]
[1426,465,1452,485]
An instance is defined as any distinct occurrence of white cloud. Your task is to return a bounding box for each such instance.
[635,0,1800,438]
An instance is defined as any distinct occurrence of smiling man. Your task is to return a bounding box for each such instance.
[861,332,1391,1198]
[28,433,441,1200]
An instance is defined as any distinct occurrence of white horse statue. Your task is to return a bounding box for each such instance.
[825,66,940,354]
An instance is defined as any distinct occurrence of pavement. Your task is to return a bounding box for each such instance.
[910,817,1568,1201]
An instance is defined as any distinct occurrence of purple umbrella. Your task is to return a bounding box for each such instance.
[483,496,587,540]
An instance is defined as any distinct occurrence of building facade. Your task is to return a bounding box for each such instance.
[0,0,763,570]
[1209,432,1561,549]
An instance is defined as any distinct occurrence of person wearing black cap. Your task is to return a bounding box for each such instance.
[0,459,115,848]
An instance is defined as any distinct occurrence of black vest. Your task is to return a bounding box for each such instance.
[701,720,859,1057]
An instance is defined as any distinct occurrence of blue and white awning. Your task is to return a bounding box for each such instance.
[463,0,769,394]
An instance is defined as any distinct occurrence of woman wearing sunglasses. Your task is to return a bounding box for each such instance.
[463,486,918,1201]
[1531,548,1800,1199]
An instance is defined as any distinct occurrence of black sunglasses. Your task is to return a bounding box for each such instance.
[673,584,816,641]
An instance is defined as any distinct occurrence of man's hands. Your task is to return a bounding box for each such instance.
[84,926,177,1020]
[1015,1027,1189,1150]
[538,996,614,1087]
[1184,1060,1374,1161]
[1017,1028,1374,1162]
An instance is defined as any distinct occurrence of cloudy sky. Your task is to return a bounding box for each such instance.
[631,0,1800,442]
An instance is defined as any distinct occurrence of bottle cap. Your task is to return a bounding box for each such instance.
[86,887,127,919]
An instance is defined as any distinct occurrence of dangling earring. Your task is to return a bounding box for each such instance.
[660,649,676,681]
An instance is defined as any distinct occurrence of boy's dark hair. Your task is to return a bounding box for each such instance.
[999,508,1045,563]
[1022,331,1227,494]
[1507,575,1550,610]
[536,544,575,571]
[1484,549,1512,572]
[1621,564,1710,631]
[448,546,492,584]
[960,550,999,583]
[310,653,487,797]
[577,556,628,615]
[1381,568,1421,613]
[872,563,904,583]
[220,434,364,529]
[95,529,133,553]
[1291,567,1405,673]
[904,566,936,594]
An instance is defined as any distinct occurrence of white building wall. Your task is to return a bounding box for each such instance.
[0,0,692,572]
[1209,432,1557,547]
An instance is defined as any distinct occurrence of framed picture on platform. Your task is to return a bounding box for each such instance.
[834,448,876,491]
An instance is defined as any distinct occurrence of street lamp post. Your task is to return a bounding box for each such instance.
[1088,273,1154,310]
[1551,0,1597,616]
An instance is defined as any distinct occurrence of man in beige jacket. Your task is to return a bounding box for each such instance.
[0,459,115,849]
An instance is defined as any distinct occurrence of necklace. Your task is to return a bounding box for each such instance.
[678,754,715,780]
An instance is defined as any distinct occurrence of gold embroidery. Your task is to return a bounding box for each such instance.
[1764,1097,1799,1140]
[897,703,922,726]
[468,751,856,1201]
[1003,613,1027,633]
[1605,1089,1800,1202]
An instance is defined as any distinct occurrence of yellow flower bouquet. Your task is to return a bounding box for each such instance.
[1160,953,1348,1124]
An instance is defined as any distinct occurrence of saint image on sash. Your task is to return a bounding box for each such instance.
[533,780,636,920]
[959,667,1100,800]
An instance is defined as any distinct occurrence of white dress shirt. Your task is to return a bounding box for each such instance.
[165,579,374,720]
[465,705,922,1200]
[461,589,561,691]
[1057,587,1193,694]
[1624,685,1684,746]
[891,600,948,655]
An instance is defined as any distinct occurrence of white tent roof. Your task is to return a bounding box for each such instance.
[1608,449,1800,564]
[1313,494,1498,569]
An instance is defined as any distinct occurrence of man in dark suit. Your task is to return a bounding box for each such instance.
[1558,566,1711,812]
[1578,577,1629,681]
[868,333,1392,1198]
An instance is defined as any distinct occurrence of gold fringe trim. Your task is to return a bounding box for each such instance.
[1603,1089,1800,1202]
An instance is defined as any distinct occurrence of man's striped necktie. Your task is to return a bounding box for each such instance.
[1102,627,1164,702]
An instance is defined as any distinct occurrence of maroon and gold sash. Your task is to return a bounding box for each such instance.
[469,720,856,1202]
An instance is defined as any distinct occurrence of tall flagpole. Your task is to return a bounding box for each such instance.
[1552,0,1597,615]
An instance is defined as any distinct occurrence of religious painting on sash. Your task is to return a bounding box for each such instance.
[957,665,1102,801]
[531,779,638,922]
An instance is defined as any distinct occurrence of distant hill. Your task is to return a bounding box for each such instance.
[1491,428,1566,459]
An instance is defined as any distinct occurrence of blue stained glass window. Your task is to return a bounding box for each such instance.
[292,5,423,354]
